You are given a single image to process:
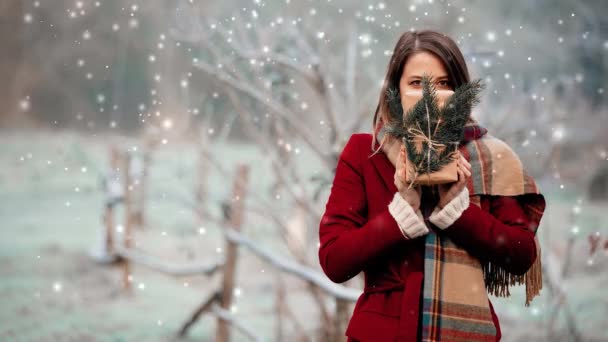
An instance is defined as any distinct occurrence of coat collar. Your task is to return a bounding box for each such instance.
[368,123,488,194]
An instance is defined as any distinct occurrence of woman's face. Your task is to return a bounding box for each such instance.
[398,50,453,112]
[399,50,452,94]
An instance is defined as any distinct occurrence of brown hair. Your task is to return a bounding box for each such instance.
[370,29,474,156]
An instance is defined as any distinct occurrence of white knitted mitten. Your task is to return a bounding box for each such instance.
[388,192,429,239]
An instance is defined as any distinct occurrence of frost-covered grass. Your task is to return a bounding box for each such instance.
[0,129,606,341]
[0,129,323,341]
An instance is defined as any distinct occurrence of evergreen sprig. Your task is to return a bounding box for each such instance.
[381,74,484,176]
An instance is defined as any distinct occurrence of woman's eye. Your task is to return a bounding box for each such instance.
[410,80,449,87]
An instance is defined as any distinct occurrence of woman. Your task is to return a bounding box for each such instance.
[318,30,546,342]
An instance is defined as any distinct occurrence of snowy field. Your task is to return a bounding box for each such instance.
[0,130,607,341]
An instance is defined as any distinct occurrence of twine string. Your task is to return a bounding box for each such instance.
[403,97,460,189]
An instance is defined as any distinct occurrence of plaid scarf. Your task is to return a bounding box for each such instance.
[421,119,546,341]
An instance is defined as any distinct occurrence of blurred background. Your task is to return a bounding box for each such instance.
[1,0,607,341]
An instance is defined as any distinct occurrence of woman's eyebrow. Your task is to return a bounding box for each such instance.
[408,74,449,79]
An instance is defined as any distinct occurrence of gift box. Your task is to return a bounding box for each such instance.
[382,74,484,187]
[402,88,460,185]
[404,136,460,185]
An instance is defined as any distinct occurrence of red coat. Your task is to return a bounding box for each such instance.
[318,133,537,342]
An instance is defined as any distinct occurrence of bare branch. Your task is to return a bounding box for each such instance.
[211,303,263,342]
[223,227,361,302]
[113,245,224,277]
[192,58,334,171]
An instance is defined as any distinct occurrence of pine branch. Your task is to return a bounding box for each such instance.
[383,74,484,176]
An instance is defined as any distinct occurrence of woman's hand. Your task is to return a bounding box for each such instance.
[392,144,422,211]
[436,153,472,209]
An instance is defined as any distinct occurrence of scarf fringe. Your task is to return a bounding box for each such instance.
[481,235,543,307]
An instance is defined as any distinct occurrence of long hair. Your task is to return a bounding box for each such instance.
[370,30,474,157]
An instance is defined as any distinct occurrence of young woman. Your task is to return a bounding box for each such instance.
[318,30,546,342]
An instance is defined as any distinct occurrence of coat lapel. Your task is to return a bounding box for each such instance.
[368,141,399,195]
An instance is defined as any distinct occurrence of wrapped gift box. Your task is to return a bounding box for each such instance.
[402,88,460,185]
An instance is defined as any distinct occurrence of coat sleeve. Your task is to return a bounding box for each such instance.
[437,194,537,275]
[318,134,407,284]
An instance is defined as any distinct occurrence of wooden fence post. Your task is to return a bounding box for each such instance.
[333,298,350,342]
[216,164,249,342]
[94,145,125,263]
[121,150,134,291]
